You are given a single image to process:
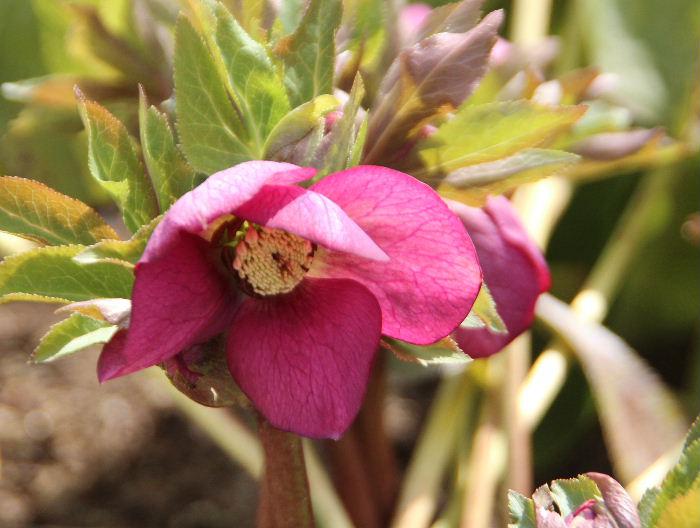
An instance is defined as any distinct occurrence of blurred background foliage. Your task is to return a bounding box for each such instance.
[0,0,698,525]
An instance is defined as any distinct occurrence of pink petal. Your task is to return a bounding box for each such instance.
[450,197,550,358]
[235,184,388,261]
[227,278,382,439]
[98,233,236,381]
[311,166,481,345]
[144,161,316,261]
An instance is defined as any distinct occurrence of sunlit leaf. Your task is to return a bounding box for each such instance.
[549,476,602,517]
[536,293,687,483]
[507,491,537,528]
[417,0,482,40]
[0,176,117,245]
[76,90,159,233]
[461,282,507,334]
[0,245,133,304]
[415,100,585,178]
[364,10,503,164]
[139,90,195,210]
[214,4,290,150]
[383,336,471,367]
[33,312,117,363]
[57,297,131,326]
[75,215,160,265]
[278,0,342,107]
[174,14,253,174]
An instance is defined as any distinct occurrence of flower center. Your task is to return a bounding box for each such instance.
[231,226,315,297]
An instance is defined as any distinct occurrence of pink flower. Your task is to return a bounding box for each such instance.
[98,162,481,438]
[449,197,550,358]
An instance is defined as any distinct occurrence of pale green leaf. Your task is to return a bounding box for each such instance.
[280,0,342,107]
[507,491,537,528]
[0,176,118,245]
[0,245,133,303]
[536,293,687,483]
[549,476,602,517]
[174,14,253,174]
[214,4,290,150]
[76,91,159,233]
[263,94,338,158]
[75,216,160,265]
[138,90,196,210]
[383,337,472,367]
[33,312,117,362]
[416,100,586,178]
[462,282,507,334]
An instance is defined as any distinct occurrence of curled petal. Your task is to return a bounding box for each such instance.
[311,165,481,345]
[98,233,236,381]
[227,278,382,439]
[450,196,550,358]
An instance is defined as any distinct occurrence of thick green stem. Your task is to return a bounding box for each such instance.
[257,418,315,528]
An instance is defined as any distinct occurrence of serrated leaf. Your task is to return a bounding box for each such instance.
[0,245,133,304]
[0,176,117,245]
[263,94,338,158]
[214,4,290,150]
[549,476,602,517]
[318,75,365,175]
[364,10,503,165]
[76,91,159,233]
[536,293,687,483]
[75,216,160,265]
[138,90,196,210]
[462,282,507,334]
[383,336,471,367]
[33,312,117,362]
[415,101,586,179]
[279,0,342,107]
[57,298,131,326]
[507,490,537,528]
[174,14,253,174]
[655,485,700,528]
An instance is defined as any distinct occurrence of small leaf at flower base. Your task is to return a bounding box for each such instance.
[174,14,253,174]
[415,101,586,179]
[214,4,290,150]
[0,176,118,245]
[33,313,117,363]
[585,472,641,528]
[74,216,160,265]
[76,90,159,233]
[382,336,472,367]
[318,75,366,176]
[278,0,342,107]
[461,282,507,334]
[549,476,603,517]
[263,94,339,159]
[364,10,503,164]
[138,90,196,210]
[507,490,537,528]
[0,245,134,304]
[536,294,688,484]
[57,298,131,327]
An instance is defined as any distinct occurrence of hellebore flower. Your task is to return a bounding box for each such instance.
[449,196,550,358]
[98,162,481,438]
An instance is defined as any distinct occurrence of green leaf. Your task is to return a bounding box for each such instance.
[75,215,160,265]
[536,293,688,483]
[138,90,196,210]
[174,14,253,174]
[416,101,586,178]
[214,4,290,150]
[0,245,133,303]
[549,476,602,517]
[263,94,338,158]
[0,176,118,245]
[462,282,507,334]
[76,91,159,233]
[33,312,117,362]
[279,0,342,107]
[318,75,365,176]
[507,491,537,528]
[383,337,472,367]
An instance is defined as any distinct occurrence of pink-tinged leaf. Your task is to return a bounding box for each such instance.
[451,197,550,358]
[227,278,382,439]
[586,473,641,528]
[364,10,503,164]
[98,233,237,381]
[417,0,484,40]
[570,128,664,161]
[57,298,131,327]
[536,293,688,483]
[311,165,481,345]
